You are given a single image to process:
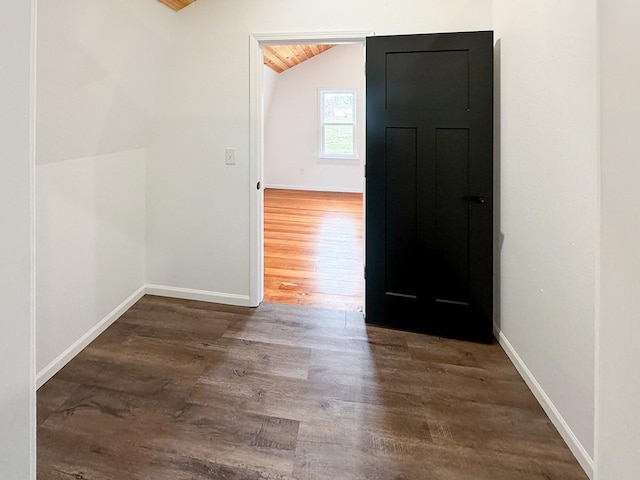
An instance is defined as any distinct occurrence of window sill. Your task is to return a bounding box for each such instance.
[318,156,360,162]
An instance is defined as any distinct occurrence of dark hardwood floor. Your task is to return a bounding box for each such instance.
[37,295,588,479]
[264,188,363,311]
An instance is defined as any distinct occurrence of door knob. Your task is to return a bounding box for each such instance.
[464,195,488,205]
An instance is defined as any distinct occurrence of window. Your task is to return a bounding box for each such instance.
[319,90,356,158]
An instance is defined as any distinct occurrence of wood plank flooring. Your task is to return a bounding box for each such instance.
[37,295,588,480]
[264,188,363,311]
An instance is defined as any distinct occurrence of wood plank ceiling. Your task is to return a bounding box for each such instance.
[157,0,196,11]
[263,45,335,73]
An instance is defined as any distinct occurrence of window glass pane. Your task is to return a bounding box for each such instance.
[323,93,354,123]
[324,124,354,155]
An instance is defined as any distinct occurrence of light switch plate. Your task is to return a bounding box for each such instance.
[225,147,236,165]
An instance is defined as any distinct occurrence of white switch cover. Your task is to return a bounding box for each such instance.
[225,148,236,165]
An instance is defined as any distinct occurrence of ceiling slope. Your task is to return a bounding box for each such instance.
[158,0,196,11]
[264,44,335,73]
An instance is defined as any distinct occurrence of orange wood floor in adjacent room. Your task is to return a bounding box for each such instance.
[264,188,363,311]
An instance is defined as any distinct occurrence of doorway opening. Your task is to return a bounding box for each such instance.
[249,32,373,311]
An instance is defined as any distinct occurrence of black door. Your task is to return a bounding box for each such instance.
[365,32,493,343]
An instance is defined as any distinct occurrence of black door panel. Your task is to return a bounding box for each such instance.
[365,32,493,343]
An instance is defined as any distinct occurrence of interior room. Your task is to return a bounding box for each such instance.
[2,0,639,479]
[262,42,365,311]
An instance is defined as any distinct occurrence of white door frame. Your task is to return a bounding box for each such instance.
[249,30,374,306]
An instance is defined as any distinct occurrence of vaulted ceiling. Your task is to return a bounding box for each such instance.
[155,1,333,73]
[158,0,196,11]
[263,45,335,74]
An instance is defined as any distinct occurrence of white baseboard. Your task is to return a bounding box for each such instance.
[36,284,253,389]
[36,285,146,389]
[145,284,252,307]
[264,184,362,194]
[493,324,594,479]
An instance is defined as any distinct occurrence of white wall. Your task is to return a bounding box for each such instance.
[493,1,599,475]
[146,0,493,298]
[263,65,279,118]
[36,0,175,165]
[35,0,174,382]
[264,43,365,193]
[597,1,640,478]
[0,0,35,478]
[36,150,146,378]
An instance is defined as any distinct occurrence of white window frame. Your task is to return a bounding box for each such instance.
[318,89,357,159]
